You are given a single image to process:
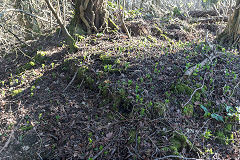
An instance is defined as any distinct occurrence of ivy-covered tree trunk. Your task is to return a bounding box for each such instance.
[71,0,109,35]
[216,0,240,47]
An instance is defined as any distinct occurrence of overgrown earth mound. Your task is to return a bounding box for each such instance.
[0,16,240,160]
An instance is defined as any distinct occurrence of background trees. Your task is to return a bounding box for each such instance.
[217,0,240,47]
[0,0,238,56]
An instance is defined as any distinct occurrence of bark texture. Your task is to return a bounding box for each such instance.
[216,0,240,47]
[71,0,109,34]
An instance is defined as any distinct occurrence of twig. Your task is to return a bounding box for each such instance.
[0,9,50,22]
[183,73,207,108]
[62,70,78,92]
[0,130,14,154]
[0,24,30,47]
[190,118,211,152]
[155,155,196,160]
[0,118,23,154]
[230,81,240,97]
[91,143,111,160]
[118,0,131,39]
[16,47,34,61]
[44,0,77,50]
[148,136,160,152]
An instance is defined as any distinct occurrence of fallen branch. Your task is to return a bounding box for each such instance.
[44,0,77,51]
[183,73,207,108]
[184,31,223,78]
[190,16,228,24]
[183,53,216,78]
[62,70,78,92]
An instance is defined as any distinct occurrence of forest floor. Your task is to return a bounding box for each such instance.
[0,15,240,160]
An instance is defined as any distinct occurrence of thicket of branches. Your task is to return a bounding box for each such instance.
[0,0,235,55]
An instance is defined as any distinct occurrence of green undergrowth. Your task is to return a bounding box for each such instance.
[17,51,48,74]
[161,131,201,156]
[63,58,133,115]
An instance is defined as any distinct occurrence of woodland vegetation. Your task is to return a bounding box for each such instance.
[0,0,240,159]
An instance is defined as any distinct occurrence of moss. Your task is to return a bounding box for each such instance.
[169,132,191,155]
[174,83,193,95]
[18,61,36,73]
[193,91,201,102]
[202,85,207,92]
[11,88,23,96]
[85,76,95,89]
[153,102,166,116]
[100,53,115,65]
[169,146,180,155]
[129,130,136,143]
[160,147,171,153]
[171,139,182,150]
[147,35,157,43]
[224,123,232,133]
[216,131,226,144]
[183,104,194,117]
[34,51,47,63]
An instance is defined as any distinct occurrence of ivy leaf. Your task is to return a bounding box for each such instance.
[226,106,237,117]
[211,113,224,122]
[226,106,234,113]
[200,105,209,114]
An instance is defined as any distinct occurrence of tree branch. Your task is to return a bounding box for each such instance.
[44,0,77,51]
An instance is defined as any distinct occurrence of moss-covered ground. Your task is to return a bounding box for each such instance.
[0,17,240,159]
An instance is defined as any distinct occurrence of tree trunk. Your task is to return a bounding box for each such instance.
[70,0,109,35]
[216,0,240,47]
